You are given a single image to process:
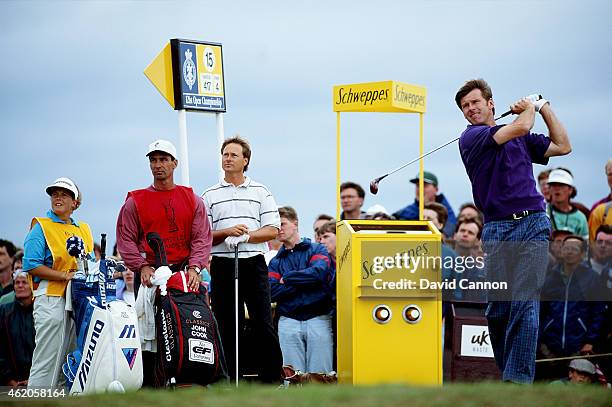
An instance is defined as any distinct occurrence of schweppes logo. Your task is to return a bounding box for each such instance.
[335,86,389,106]
[333,81,426,113]
[393,84,425,109]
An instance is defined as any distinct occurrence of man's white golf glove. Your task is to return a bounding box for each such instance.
[225,234,250,249]
[524,94,549,112]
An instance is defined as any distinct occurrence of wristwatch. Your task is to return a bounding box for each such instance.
[188,265,201,275]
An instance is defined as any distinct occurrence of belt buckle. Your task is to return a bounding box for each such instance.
[512,210,527,220]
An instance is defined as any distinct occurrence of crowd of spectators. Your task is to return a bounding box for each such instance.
[1,158,610,388]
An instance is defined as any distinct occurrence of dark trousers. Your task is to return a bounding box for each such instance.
[141,350,156,387]
[210,254,282,383]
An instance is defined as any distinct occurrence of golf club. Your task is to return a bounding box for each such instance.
[494,94,542,122]
[369,94,543,195]
[369,137,458,195]
[234,244,239,388]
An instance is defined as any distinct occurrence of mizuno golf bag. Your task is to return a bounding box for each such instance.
[63,234,143,394]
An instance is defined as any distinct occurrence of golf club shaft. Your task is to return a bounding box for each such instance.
[234,245,239,387]
[370,95,542,194]
[379,136,460,180]
[494,111,512,121]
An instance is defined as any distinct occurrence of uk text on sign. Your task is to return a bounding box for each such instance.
[460,324,494,358]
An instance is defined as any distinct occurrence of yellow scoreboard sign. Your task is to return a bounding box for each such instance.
[333,81,426,113]
[144,39,226,112]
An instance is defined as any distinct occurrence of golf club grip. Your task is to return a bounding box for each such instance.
[146,232,168,267]
[495,110,512,120]
[100,233,107,260]
[234,245,239,279]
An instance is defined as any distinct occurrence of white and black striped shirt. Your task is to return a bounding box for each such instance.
[202,176,280,258]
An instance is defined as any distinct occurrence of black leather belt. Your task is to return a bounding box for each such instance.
[502,210,543,221]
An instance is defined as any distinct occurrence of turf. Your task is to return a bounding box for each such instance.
[7,383,609,407]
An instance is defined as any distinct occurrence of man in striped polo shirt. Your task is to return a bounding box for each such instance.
[202,136,282,384]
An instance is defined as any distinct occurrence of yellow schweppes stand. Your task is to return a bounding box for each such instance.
[333,81,442,385]
[336,220,442,385]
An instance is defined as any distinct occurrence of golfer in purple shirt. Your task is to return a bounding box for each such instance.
[455,79,571,383]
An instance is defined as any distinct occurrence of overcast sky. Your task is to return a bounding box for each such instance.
[1,0,610,249]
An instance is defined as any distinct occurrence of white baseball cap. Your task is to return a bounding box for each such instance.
[46,177,79,200]
[366,204,389,216]
[147,139,177,159]
[569,358,596,375]
[547,168,574,187]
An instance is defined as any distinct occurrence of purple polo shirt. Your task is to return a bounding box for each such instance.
[458,124,551,223]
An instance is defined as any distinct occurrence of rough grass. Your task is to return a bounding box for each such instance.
[6,382,610,407]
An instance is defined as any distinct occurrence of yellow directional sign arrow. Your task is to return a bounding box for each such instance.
[144,42,175,108]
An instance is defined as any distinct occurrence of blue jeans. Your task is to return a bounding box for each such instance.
[482,212,551,383]
[278,314,333,373]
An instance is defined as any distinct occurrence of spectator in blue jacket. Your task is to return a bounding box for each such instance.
[393,171,457,237]
[539,235,605,379]
[269,206,334,374]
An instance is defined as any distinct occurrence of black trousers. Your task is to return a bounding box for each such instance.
[210,254,282,383]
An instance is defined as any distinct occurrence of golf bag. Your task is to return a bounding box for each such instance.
[146,232,228,387]
[63,234,143,394]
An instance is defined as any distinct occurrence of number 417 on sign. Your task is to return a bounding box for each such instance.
[200,73,221,95]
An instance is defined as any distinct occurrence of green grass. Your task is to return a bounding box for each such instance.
[6,383,610,407]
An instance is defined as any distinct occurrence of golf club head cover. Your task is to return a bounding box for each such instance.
[146,232,168,267]
[151,266,172,296]
[66,236,85,257]
[106,258,126,273]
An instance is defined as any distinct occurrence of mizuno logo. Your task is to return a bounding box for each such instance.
[77,319,105,389]
[119,324,136,339]
[122,348,138,370]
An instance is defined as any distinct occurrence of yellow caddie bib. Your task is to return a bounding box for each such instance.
[30,217,94,297]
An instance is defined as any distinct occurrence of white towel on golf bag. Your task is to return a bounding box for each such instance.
[135,285,157,352]
[69,300,143,394]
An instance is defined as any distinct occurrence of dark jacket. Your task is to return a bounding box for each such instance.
[393,193,457,237]
[0,299,35,384]
[269,238,334,321]
[539,262,606,356]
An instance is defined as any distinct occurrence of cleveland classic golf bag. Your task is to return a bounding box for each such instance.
[63,234,143,394]
[146,232,227,388]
